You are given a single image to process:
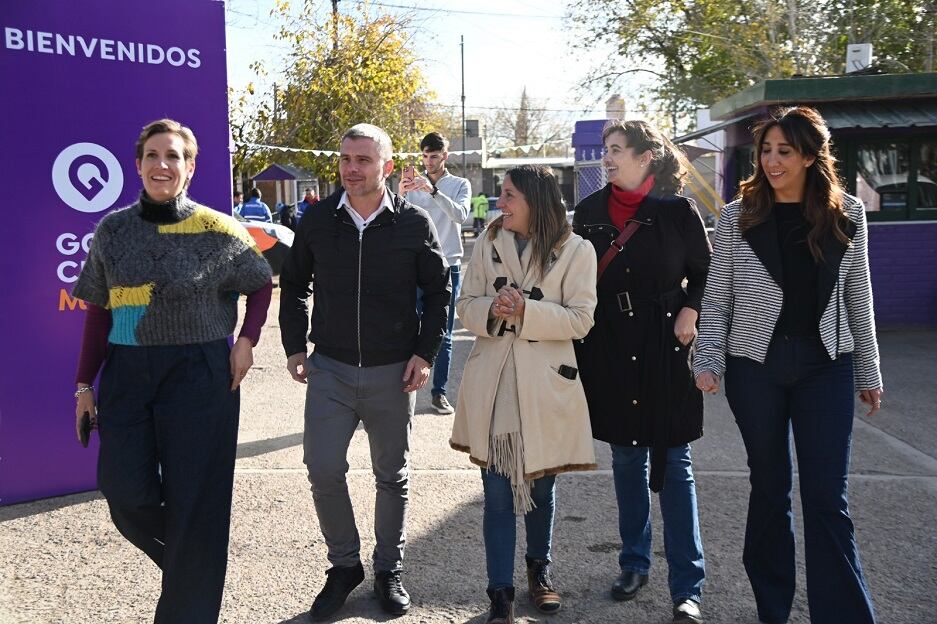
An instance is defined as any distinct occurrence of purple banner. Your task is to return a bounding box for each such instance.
[0,1,231,505]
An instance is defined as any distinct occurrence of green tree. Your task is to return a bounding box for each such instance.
[234,1,443,182]
[568,0,934,129]
[229,64,277,190]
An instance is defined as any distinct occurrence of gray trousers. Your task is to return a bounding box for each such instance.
[303,352,415,572]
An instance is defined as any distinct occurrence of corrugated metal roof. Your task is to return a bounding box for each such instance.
[818,101,937,129]
[710,73,937,120]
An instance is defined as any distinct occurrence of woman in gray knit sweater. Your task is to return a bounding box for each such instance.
[72,119,273,624]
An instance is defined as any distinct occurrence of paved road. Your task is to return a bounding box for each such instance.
[2,249,935,623]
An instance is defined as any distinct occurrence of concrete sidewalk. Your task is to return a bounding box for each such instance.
[2,288,935,623]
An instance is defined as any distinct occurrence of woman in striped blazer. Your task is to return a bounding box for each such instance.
[693,106,882,624]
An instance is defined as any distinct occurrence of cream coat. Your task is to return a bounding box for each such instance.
[450,227,599,479]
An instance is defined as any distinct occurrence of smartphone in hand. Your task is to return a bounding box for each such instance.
[78,411,93,447]
[402,164,415,183]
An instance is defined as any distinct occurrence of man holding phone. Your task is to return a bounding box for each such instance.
[399,132,472,415]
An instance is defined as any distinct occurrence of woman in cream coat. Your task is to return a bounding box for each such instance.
[450,165,597,624]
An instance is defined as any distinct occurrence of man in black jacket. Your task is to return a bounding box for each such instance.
[280,123,450,621]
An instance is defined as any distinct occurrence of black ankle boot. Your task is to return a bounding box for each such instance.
[486,586,515,624]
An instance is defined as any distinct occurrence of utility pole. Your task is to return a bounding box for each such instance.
[332,0,339,51]
[273,82,279,125]
[927,4,935,72]
[460,35,466,174]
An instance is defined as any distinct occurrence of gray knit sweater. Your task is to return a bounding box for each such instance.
[73,193,272,346]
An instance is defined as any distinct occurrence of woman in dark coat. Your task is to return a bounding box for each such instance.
[573,120,711,624]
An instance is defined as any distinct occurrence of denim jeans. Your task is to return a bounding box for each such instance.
[725,335,875,624]
[481,469,556,590]
[416,264,461,397]
[610,443,705,604]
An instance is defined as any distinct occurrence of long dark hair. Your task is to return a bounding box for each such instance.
[488,165,571,278]
[739,106,849,262]
[602,119,687,195]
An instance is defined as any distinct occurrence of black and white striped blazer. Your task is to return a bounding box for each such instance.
[693,194,882,390]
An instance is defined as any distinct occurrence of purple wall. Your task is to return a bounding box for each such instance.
[572,119,608,201]
[572,119,606,161]
[868,223,937,327]
[0,0,231,505]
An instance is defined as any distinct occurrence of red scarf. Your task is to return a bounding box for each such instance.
[608,174,655,230]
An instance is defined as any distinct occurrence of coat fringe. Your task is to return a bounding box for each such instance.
[449,440,598,479]
[488,431,535,514]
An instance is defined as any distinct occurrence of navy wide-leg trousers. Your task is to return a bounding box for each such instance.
[97,339,239,624]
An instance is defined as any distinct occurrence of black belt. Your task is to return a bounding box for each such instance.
[599,286,684,313]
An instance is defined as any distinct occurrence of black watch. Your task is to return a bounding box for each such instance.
[430,184,439,198]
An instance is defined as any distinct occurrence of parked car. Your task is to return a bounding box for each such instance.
[236,213,294,275]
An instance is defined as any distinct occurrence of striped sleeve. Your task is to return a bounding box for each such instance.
[842,197,882,390]
[693,200,739,378]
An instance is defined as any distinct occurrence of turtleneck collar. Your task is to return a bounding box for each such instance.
[139,191,196,224]
[611,173,656,206]
[607,174,655,230]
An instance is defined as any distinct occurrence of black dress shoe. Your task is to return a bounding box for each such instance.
[673,598,703,623]
[374,570,411,615]
[310,563,364,621]
[611,570,648,601]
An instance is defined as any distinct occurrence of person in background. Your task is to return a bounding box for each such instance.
[296,187,319,221]
[240,187,273,222]
[72,118,273,623]
[233,190,243,214]
[694,106,882,624]
[278,202,297,230]
[451,165,597,624]
[472,191,489,235]
[280,123,450,621]
[573,120,710,624]
[399,132,471,415]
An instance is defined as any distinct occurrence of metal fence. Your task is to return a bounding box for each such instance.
[574,156,607,206]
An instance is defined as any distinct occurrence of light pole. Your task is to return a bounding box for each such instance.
[461,35,466,175]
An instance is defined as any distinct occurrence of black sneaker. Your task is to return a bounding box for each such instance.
[432,394,455,414]
[374,570,411,615]
[310,563,364,621]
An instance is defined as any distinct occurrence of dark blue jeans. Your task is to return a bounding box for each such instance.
[725,335,876,624]
[97,339,239,624]
[417,264,461,397]
[611,443,705,604]
[481,469,556,590]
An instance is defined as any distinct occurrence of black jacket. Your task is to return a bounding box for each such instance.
[573,184,711,491]
[279,187,450,367]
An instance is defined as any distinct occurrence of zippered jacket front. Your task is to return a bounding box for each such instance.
[279,187,451,367]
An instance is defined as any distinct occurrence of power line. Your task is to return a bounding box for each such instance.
[429,102,676,114]
[361,1,563,19]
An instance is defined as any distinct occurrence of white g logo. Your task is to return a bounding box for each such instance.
[52,143,124,213]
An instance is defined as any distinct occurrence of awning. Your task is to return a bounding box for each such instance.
[818,101,937,129]
[673,100,937,149]
[672,112,757,145]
